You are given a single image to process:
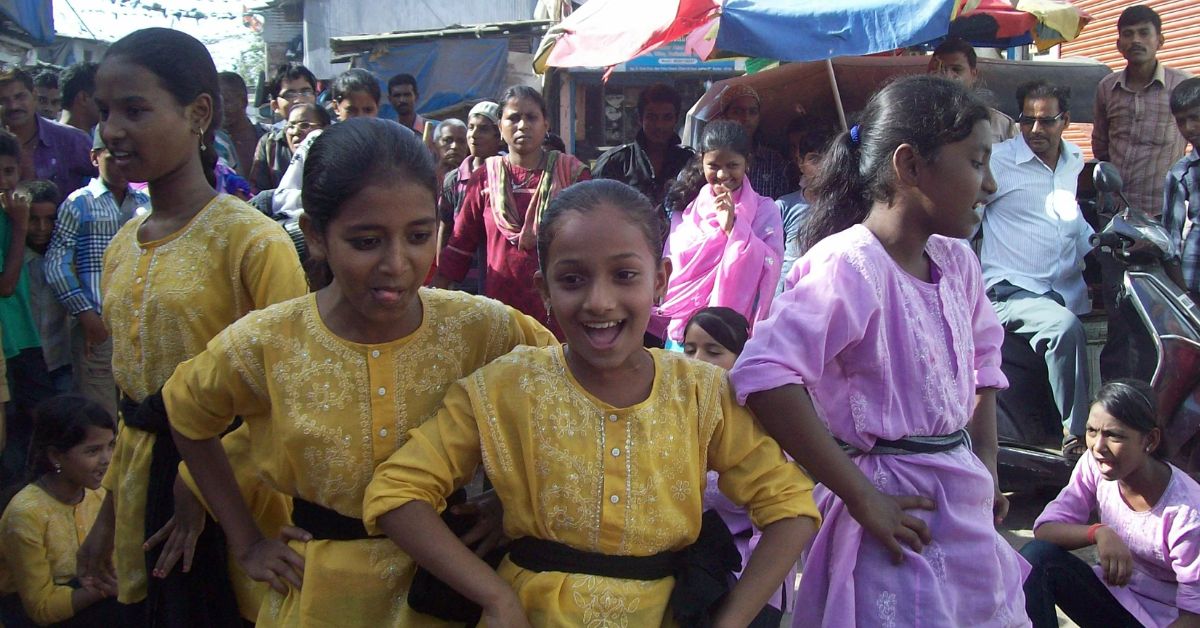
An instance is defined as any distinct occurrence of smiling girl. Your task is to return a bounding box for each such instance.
[74,27,308,626]
[435,86,588,333]
[365,179,818,627]
[166,118,554,627]
[1022,379,1200,628]
[0,396,117,627]
[659,120,783,348]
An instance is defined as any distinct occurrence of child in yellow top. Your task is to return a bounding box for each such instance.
[166,117,556,627]
[74,28,307,626]
[0,395,116,626]
[364,179,821,627]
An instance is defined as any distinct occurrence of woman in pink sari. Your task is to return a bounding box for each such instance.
[658,120,783,347]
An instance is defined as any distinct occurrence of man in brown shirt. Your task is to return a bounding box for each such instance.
[1092,4,1191,217]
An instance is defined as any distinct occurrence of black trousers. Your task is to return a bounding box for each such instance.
[1020,539,1142,628]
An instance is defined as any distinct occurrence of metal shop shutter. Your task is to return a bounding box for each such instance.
[1058,0,1200,158]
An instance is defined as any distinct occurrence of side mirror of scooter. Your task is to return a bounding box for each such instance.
[1093,161,1123,194]
[1093,161,1133,211]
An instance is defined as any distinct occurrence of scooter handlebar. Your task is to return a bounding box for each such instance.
[1090,231,1127,249]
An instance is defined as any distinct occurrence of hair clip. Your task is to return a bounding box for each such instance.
[849,124,862,146]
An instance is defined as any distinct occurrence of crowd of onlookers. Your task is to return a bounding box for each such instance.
[0,4,1198,627]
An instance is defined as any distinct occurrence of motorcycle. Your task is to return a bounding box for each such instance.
[996,162,1200,491]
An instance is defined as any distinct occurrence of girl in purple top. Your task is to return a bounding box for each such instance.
[1022,379,1200,627]
[658,120,783,346]
[729,75,1031,626]
[683,306,797,622]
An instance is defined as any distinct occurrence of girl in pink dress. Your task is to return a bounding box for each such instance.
[1022,379,1200,627]
[729,75,1031,627]
[658,120,783,347]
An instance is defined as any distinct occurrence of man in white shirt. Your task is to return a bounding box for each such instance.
[979,80,1094,456]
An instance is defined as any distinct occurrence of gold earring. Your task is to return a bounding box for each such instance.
[195,129,206,152]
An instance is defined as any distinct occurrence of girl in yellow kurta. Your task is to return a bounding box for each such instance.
[364,179,821,627]
[0,395,117,626]
[165,118,556,627]
[74,28,308,626]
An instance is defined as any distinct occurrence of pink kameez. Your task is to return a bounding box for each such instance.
[730,225,1031,627]
[658,180,783,342]
[1034,454,1200,627]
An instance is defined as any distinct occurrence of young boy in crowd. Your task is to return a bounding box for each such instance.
[0,130,54,480]
[21,180,72,393]
[1161,77,1200,303]
[271,68,387,217]
[44,129,149,418]
[775,119,835,292]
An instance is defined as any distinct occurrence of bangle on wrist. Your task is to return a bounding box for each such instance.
[1087,523,1107,544]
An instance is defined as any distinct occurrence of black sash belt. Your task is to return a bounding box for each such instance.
[838,429,970,457]
[117,392,241,627]
[291,498,383,541]
[507,537,679,580]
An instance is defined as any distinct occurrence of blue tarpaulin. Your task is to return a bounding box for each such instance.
[0,0,53,45]
[355,39,510,117]
[713,0,957,62]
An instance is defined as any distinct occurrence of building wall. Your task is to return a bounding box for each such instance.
[302,0,539,77]
[1058,0,1200,157]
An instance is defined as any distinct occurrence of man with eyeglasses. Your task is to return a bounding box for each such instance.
[978,80,1094,459]
[251,63,318,192]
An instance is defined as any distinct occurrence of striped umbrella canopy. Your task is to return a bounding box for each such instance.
[534,0,1088,72]
[949,0,1091,51]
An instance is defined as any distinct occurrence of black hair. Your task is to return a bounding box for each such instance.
[218,71,248,104]
[0,129,19,160]
[268,62,317,99]
[59,61,98,110]
[27,395,115,477]
[800,75,990,251]
[289,101,332,128]
[1170,77,1200,115]
[331,68,381,104]
[501,85,548,118]
[104,28,222,189]
[304,118,436,230]
[1092,379,1167,460]
[1118,5,1162,35]
[637,83,682,119]
[932,37,978,69]
[665,119,752,212]
[684,306,750,355]
[0,64,33,91]
[543,131,566,153]
[790,123,837,158]
[387,73,418,96]
[32,69,59,89]
[537,179,664,274]
[20,179,59,205]
[302,118,436,288]
[1016,79,1070,116]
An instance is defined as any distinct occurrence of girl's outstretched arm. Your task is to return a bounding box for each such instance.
[712,515,815,628]
[746,385,934,564]
[377,502,530,627]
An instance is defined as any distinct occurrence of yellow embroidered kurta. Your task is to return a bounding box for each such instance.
[100,193,306,606]
[164,289,556,627]
[363,346,820,627]
[0,485,105,625]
